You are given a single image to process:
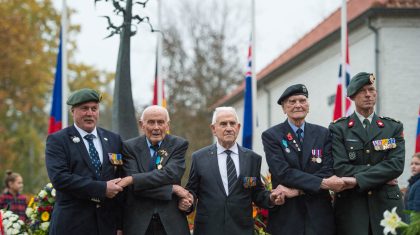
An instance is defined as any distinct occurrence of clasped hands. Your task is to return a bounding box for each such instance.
[106,176,133,198]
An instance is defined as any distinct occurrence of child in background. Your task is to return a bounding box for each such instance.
[0,170,27,221]
[406,152,420,211]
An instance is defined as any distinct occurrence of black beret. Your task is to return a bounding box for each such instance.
[277,84,308,105]
[347,72,375,97]
[66,88,102,106]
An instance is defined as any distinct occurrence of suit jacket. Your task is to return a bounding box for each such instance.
[262,120,335,235]
[122,134,190,235]
[329,113,405,235]
[186,144,271,235]
[45,125,123,235]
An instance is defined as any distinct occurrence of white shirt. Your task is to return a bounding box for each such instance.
[74,124,104,163]
[355,111,374,128]
[216,142,240,195]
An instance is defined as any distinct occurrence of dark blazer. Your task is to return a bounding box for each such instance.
[406,173,420,212]
[262,120,335,235]
[122,134,190,235]
[45,125,123,235]
[186,144,271,235]
[329,113,405,235]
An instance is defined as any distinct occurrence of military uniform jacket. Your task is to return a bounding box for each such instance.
[329,112,405,235]
[45,125,123,235]
[262,120,335,235]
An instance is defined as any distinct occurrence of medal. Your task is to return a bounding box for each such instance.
[316,157,322,163]
[311,157,317,162]
[285,148,290,153]
[157,164,162,170]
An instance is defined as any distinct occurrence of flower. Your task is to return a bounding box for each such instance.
[1,209,29,235]
[41,211,50,222]
[71,136,80,143]
[26,183,56,235]
[380,207,408,235]
[286,133,293,141]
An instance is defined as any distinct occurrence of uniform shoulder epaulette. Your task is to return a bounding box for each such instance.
[331,116,349,124]
[379,116,401,123]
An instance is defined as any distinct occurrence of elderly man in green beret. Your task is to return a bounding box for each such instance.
[329,72,405,235]
[45,88,125,235]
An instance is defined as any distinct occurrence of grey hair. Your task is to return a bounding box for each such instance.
[211,106,240,124]
[140,105,170,122]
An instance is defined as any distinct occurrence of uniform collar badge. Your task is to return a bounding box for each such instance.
[376,120,384,128]
[348,119,355,128]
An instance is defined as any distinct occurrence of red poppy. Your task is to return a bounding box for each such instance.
[286,133,293,141]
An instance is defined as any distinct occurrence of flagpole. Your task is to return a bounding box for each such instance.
[251,0,257,148]
[341,0,347,118]
[61,0,68,128]
[157,0,163,106]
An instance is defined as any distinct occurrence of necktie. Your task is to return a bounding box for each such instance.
[225,150,237,194]
[149,144,159,171]
[296,128,304,144]
[84,134,101,176]
[363,119,370,134]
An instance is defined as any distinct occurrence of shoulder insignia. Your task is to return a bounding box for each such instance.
[332,116,349,124]
[379,116,401,123]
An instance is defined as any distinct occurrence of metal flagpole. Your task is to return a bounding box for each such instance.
[61,0,68,128]
[341,0,347,118]
[157,0,163,106]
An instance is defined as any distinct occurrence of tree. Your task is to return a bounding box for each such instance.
[161,0,246,182]
[0,0,115,193]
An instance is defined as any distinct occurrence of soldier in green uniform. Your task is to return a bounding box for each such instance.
[329,72,405,235]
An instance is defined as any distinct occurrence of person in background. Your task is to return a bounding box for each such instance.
[0,170,27,221]
[406,152,420,211]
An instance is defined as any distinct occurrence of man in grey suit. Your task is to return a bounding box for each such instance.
[179,107,284,235]
[117,105,191,235]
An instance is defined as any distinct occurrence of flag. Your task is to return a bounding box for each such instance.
[333,33,352,120]
[416,105,420,153]
[152,44,166,108]
[0,210,4,235]
[48,32,63,134]
[242,38,253,149]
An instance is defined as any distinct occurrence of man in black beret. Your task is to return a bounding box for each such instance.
[45,88,125,235]
[262,84,344,235]
[329,72,405,235]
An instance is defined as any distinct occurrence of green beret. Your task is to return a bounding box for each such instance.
[277,84,308,105]
[66,88,102,106]
[347,72,375,97]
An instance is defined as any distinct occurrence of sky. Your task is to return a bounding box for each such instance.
[53,0,342,108]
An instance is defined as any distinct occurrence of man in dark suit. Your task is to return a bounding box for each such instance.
[45,88,124,235]
[262,84,344,235]
[181,107,284,235]
[117,105,191,235]
[329,72,405,235]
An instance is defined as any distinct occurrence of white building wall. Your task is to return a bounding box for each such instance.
[233,16,420,183]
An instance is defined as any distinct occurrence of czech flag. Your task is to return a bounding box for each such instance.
[48,32,63,134]
[416,105,420,153]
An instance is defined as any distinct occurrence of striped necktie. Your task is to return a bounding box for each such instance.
[225,150,237,194]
